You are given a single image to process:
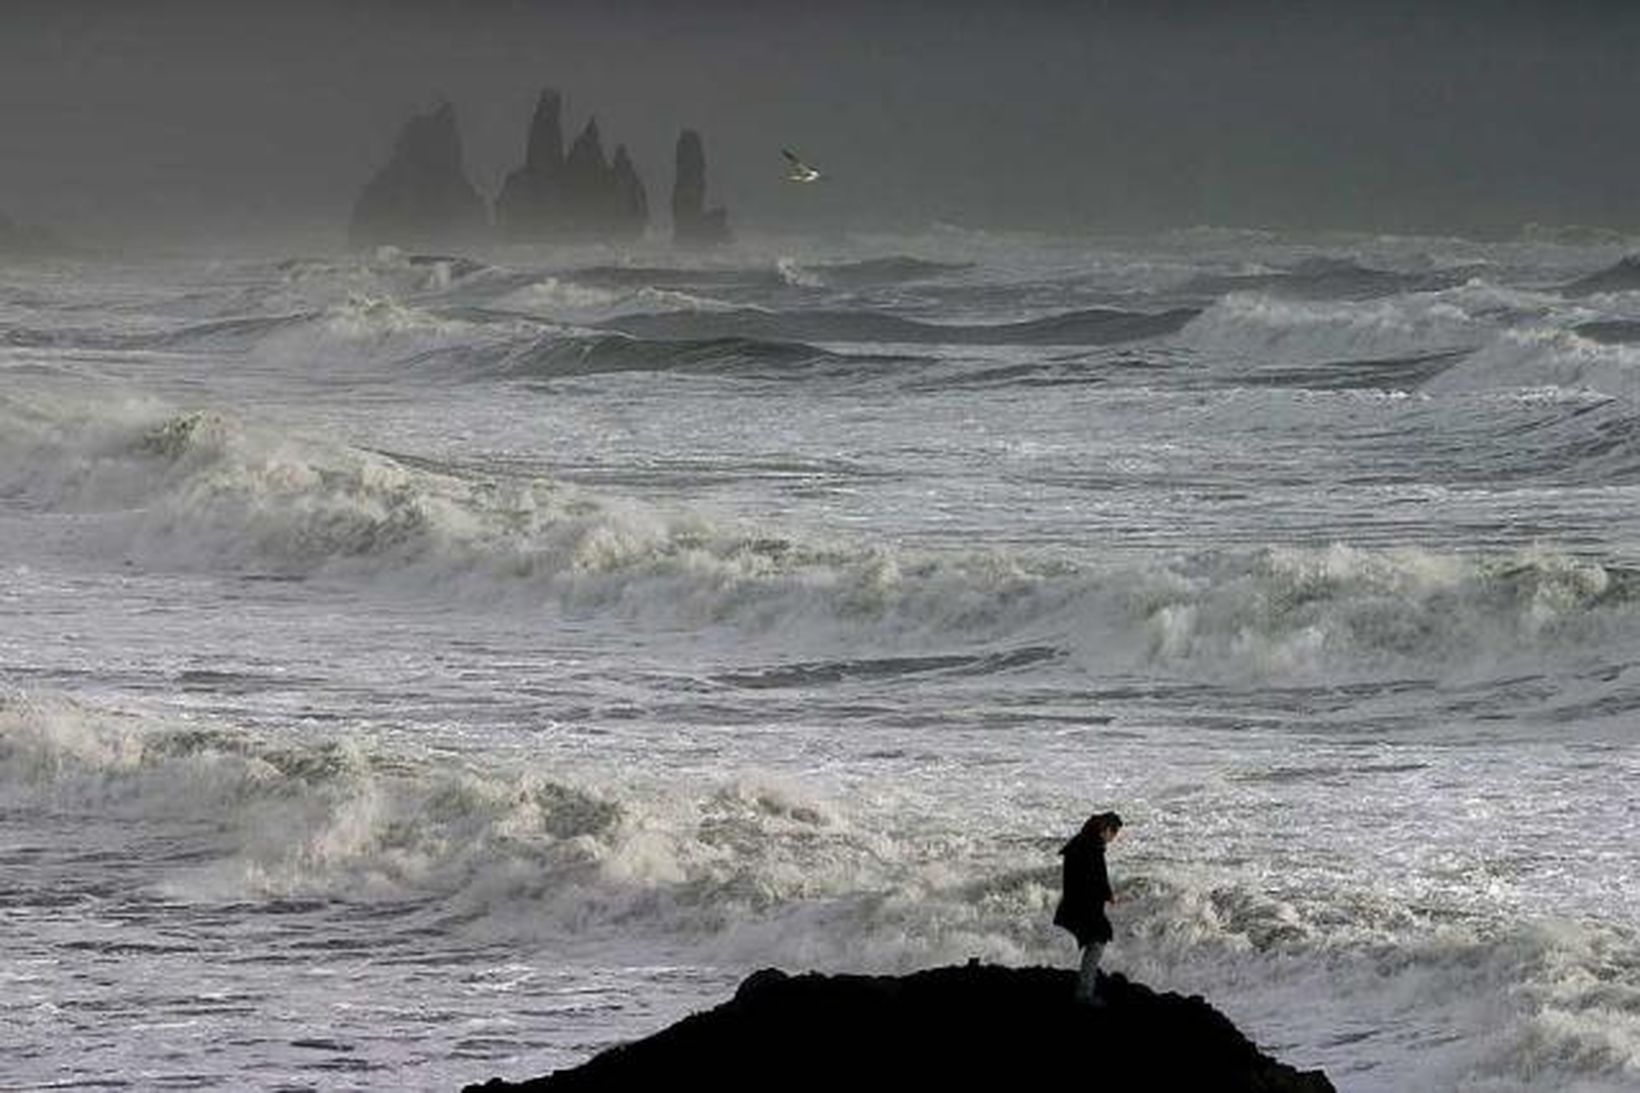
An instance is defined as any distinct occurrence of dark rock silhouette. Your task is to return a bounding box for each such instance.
[522,89,566,176]
[495,89,568,238]
[348,102,488,250]
[495,90,647,243]
[562,119,607,196]
[672,129,731,247]
[463,963,1335,1093]
[609,146,648,241]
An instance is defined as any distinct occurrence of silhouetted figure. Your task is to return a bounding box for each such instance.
[1053,810,1123,1003]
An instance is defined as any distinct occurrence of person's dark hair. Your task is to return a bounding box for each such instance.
[1080,810,1123,838]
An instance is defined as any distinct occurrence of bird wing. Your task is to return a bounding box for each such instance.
[782,148,803,166]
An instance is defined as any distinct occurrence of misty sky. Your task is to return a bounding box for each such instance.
[3,0,1638,247]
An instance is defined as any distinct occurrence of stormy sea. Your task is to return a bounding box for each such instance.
[2,228,1637,1092]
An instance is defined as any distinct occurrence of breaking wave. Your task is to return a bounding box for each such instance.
[1573,320,1640,345]
[1425,326,1640,398]
[600,305,1199,346]
[3,392,1637,681]
[480,332,925,381]
[1180,256,1483,301]
[1172,276,1640,398]
[494,278,745,324]
[777,255,974,288]
[1178,291,1492,366]
[272,249,499,296]
[4,689,1637,1091]
[1213,349,1469,391]
[0,690,1019,965]
[566,263,788,290]
[130,295,539,375]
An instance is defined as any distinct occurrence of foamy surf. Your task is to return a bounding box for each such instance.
[4,389,1637,687]
[4,687,1635,1093]
[4,230,1638,1091]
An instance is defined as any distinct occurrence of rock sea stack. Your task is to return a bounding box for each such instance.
[348,102,488,250]
[495,89,647,243]
[672,128,731,246]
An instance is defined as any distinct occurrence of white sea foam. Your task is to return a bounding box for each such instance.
[1426,326,1640,398]
[274,246,491,300]
[2,389,1635,682]
[1125,543,1639,680]
[1119,878,1640,1093]
[6,236,1640,1091]
[775,256,824,288]
[1174,278,1640,401]
[0,691,959,953]
[4,688,1635,1091]
[1180,290,1491,365]
[496,279,744,324]
[501,276,627,316]
[252,294,534,372]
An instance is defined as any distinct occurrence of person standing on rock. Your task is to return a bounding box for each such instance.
[1053,810,1123,1003]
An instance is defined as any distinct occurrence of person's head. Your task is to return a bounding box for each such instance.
[1081,810,1123,843]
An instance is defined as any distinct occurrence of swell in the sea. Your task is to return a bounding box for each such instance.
[3,388,1638,689]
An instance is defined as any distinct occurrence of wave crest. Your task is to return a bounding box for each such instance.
[5,395,1637,675]
[601,305,1198,346]
[1132,545,1640,677]
[7,687,1637,1091]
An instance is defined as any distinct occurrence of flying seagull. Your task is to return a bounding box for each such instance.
[782,148,822,183]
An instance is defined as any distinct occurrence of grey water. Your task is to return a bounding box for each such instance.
[2,228,1638,1091]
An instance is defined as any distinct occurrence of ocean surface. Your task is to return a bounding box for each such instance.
[2,227,1637,1092]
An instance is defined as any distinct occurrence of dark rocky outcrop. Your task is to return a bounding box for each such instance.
[495,90,647,243]
[495,89,567,238]
[463,964,1335,1093]
[609,146,648,240]
[348,103,488,250]
[671,129,731,247]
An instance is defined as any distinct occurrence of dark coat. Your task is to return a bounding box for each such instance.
[1052,832,1113,947]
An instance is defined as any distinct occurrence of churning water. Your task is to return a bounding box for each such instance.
[2,228,1638,1090]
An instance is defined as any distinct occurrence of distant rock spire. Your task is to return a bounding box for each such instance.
[495,90,649,243]
[610,145,649,242]
[348,101,488,249]
[524,88,565,174]
[497,90,569,237]
[561,117,613,233]
[672,129,731,247]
